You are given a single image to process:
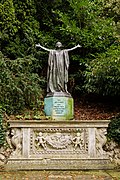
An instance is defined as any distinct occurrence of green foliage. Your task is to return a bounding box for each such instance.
[0,52,45,114]
[1,0,117,58]
[107,115,120,144]
[0,107,5,147]
[0,0,40,58]
[0,0,18,39]
[84,45,120,96]
[0,0,120,101]
[49,0,119,95]
[53,0,115,51]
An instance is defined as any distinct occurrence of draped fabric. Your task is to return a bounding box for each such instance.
[47,50,69,93]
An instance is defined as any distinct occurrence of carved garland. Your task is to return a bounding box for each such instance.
[30,128,88,155]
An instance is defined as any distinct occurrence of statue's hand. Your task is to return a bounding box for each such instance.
[36,43,40,47]
[77,44,82,48]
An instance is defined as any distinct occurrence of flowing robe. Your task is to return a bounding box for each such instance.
[47,50,69,93]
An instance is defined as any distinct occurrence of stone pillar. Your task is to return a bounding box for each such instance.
[88,128,96,157]
[44,92,74,120]
[23,128,30,158]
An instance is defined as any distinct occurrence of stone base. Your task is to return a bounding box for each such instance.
[6,120,115,170]
[44,92,74,120]
[6,159,114,170]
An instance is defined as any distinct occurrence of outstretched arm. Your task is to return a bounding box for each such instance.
[36,43,51,52]
[66,44,82,52]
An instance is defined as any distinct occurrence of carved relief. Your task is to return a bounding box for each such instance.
[0,130,13,165]
[46,132,72,149]
[104,141,120,166]
[10,128,22,157]
[6,121,113,170]
[95,128,107,157]
[72,132,83,150]
[0,128,22,164]
[31,128,88,156]
[35,132,47,150]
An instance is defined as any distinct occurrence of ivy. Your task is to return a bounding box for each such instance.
[107,115,120,144]
[0,107,5,147]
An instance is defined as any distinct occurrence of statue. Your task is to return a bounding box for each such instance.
[36,42,81,94]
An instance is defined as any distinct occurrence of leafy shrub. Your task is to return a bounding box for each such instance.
[107,115,120,144]
[85,45,120,96]
[1,0,120,100]
[0,52,45,114]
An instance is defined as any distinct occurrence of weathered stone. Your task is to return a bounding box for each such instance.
[44,92,74,120]
[48,175,72,180]
[5,120,115,170]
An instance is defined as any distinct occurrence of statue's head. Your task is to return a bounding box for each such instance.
[39,132,43,136]
[77,132,81,137]
[55,42,62,49]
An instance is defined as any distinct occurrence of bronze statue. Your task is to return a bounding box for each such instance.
[36,42,81,94]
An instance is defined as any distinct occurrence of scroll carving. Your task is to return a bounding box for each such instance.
[95,128,107,157]
[10,128,22,157]
[0,128,22,164]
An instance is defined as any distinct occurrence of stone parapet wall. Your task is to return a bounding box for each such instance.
[5,120,115,170]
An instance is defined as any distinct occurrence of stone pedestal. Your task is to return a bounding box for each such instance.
[44,92,74,120]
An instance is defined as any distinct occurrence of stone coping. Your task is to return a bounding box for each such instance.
[46,91,72,97]
[8,120,110,128]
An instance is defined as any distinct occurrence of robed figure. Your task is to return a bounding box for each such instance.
[36,42,81,94]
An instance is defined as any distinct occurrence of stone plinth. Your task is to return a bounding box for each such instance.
[5,120,115,170]
[44,92,74,120]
